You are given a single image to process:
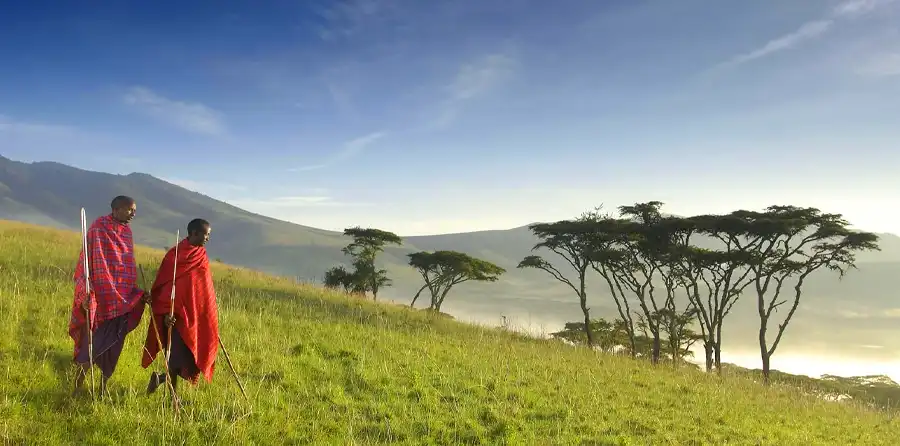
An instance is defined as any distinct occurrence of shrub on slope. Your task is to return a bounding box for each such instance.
[0,220,897,445]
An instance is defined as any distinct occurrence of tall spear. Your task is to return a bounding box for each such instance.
[79,208,95,399]
[165,230,180,410]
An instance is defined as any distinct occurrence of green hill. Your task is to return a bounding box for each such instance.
[1,155,899,369]
[1,220,898,444]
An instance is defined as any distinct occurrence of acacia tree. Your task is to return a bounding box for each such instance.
[668,214,760,372]
[741,206,880,383]
[656,306,702,367]
[518,218,598,346]
[408,250,505,312]
[581,215,639,356]
[324,226,402,301]
[550,318,619,352]
[323,265,358,293]
[613,201,680,365]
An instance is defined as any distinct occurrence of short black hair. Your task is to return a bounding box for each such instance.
[187,218,210,235]
[110,195,135,210]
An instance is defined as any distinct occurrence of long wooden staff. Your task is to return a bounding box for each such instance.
[79,208,95,400]
[218,338,248,401]
[139,265,179,404]
[212,288,249,402]
[165,230,180,409]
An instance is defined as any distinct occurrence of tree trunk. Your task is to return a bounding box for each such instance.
[651,331,661,365]
[759,319,771,384]
[410,284,427,308]
[703,342,713,372]
[577,272,594,348]
[671,337,679,369]
[580,302,595,347]
[714,323,723,372]
[668,329,678,367]
[714,347,722,373]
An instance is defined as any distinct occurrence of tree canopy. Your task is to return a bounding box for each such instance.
[408,250,505,312]
[322,226,402,301]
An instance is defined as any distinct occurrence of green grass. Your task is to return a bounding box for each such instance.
[0,220,897,445]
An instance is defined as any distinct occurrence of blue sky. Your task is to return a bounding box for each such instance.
[1,0,899,235]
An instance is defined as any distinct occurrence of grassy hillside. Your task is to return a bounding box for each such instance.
[1,221,898,444]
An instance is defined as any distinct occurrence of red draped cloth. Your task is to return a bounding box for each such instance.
[69,214,145,361]
[141,238,219,384]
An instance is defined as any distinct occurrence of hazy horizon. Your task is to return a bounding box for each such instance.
[393,296,900,383]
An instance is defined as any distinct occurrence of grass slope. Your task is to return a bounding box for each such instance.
[0,221,897,445]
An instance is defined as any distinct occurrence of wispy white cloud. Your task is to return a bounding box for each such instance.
[337,131,387,161]
[716,0,897,69]
[450,54,516,100]
[833,0,895,16]
[324,79,358,118]
[122,86,227,137]
[430,53,516,129]
[288,130,388,172]
[0,115,78,137]
[313,0,397,42]
[726,20,833,67]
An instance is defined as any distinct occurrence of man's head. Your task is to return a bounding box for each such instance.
[110,195,136,224]
[187,218,211,247]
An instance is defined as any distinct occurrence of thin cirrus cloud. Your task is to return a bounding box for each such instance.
[430,53,516,129]
[715,0,896,69]
[0,114,78,137]
[122,86,228,137]
[288,130,387,172]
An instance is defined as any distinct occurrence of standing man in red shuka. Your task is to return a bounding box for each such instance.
[142,218,219,407]
[70,195,149,397]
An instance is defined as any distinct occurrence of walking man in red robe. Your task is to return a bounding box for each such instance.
[142,218,219,407]
[70,195,149,397]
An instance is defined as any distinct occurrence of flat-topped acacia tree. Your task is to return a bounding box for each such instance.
[518,217,598,346]
[407,250,505,313]
[737,206,880,383]
[323,226,402,301]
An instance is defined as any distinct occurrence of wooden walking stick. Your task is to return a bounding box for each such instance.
[218,338,248,401]
[139,265,179,405]
[213,293,249,403]
[165,230,180,410]
[79,208,95,400]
